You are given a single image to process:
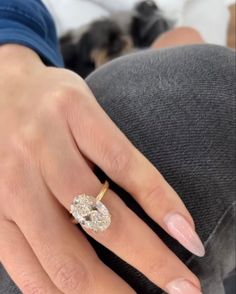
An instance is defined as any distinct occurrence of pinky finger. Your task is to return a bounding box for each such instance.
[0,219,62,294]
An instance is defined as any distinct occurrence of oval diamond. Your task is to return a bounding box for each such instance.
[70,194,111,232]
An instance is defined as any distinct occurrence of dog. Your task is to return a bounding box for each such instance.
[60,0,170,78]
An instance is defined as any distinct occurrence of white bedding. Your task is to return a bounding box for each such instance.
[42,0,233,45]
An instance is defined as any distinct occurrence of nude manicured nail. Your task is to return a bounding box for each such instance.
[164,213,205,257]
[166,279,202,294]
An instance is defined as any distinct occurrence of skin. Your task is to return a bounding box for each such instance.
[0,44,202,294]
[152,27,204,49]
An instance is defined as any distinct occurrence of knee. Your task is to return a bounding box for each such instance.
[86,44,235,121]
[87,44,235,97]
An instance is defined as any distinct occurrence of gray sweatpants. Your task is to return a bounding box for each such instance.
[1,45,235,294]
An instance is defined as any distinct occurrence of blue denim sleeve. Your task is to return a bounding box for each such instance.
[0,0,64,67]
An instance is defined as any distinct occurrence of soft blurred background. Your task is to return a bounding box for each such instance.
[42,0,235,77]
[42,0,235,46]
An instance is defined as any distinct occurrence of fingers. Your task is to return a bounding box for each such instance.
[67,94,205,257]
[0,218,62,294]
[10,170,135,294]
[40,136,202,293]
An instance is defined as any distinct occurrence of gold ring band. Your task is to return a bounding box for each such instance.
[96,180,109,202]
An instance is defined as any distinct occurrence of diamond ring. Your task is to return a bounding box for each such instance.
[70,181,111,232]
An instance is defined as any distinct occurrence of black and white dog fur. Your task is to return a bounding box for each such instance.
[60,0,171,78]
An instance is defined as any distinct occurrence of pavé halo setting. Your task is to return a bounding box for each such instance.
[70,181,111,232]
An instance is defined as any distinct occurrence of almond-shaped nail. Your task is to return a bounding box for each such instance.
[164,213,205,257]
[166,279,202,294]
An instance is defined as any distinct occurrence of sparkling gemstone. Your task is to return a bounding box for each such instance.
[70,194,111,232]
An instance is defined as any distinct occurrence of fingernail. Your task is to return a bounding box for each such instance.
[166,279,202,294]
[164,213,205,257]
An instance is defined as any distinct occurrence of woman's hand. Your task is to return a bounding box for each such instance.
[0,44,204,294]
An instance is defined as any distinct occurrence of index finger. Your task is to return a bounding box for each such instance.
[67,88,205,257]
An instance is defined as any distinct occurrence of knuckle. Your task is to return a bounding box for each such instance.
[146,256,167,279]
[52,257,91,292]
[103,145,131,177]
[143,183,166,208]
[22,284,45,294]
[20,273,47,294]
[46,86,79,117]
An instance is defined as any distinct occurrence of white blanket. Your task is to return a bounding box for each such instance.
[42,0,233,45]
